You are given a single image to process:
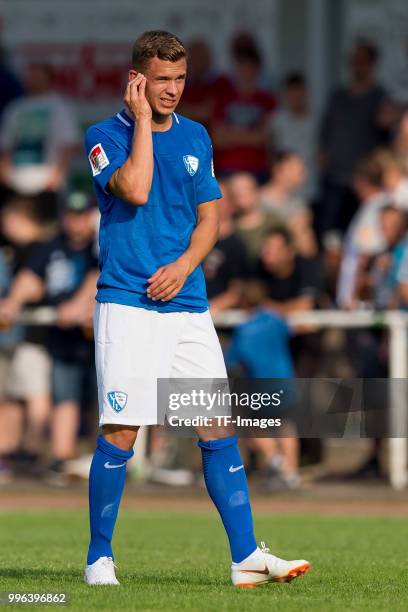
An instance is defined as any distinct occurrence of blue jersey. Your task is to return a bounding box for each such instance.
[85,110,221,312]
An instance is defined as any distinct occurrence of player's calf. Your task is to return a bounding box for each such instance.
[86,435,134,568]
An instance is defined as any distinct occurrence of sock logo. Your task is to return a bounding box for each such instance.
[107,391,128,413]
[229,464,244,473]
[104,461,126,469]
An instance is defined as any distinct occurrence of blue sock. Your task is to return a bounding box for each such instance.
[87,434,134,564]
[198,436,257,563]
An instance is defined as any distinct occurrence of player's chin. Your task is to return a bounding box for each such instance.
[156,100,178,115]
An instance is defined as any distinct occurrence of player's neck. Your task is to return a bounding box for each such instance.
[151,111,173,132]
[123,108,173,132]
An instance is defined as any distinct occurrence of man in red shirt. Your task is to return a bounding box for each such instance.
[178,38,230,131]
[211,47,276,181]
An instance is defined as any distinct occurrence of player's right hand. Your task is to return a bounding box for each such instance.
[124,74,152,121]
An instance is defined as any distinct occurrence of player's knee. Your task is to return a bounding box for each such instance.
[197,424,235,443]
[101,425,139,450]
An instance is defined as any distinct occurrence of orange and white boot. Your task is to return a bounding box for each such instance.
[231,542,310,587]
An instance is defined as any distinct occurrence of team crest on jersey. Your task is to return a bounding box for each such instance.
[183,155,199,176]
[107,391,128,413]
[89,143,109,176]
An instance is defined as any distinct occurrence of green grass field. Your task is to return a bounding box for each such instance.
[1,509,407,611]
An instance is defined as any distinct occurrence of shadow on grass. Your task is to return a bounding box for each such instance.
[0,567,223,588]
[125,571,228,588]
[0,568,81,579]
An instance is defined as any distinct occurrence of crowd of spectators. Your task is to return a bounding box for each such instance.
[1,33,408,489]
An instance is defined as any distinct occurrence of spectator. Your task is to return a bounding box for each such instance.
[394,216,408,309]
[341,206,408,482]
[260,151,317,257]
[225,279,300,490]
[226,279,295,378]
[255,226,322,315]
[268,73,317,200]
[177,38,230,130]
[0,62,79,197]
[360,206,408,309]
[0,192,98,484]
[337,157,389,309]
[203,180,249,313]
[0,194,54,479]
[0,249,19,483]
[375,148,408,210]
[394,111,408,171]
[338,171,394,486]
[0,44,23,121]
[318,39,390,238]
[211,47,276,180]
[227,172,281,262]
[229,31,275,92]
[255,225,324,381]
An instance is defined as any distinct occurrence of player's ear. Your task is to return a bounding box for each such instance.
[128,69,138,82]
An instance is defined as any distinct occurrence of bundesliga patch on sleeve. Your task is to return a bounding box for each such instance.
[88,143,109,176]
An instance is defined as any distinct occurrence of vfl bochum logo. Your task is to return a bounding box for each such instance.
[107,391,128,413]
[183,155,199,176]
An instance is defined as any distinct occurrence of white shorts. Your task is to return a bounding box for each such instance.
[94,303,227,426]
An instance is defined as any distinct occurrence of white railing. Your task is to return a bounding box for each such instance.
[10,307,408,489]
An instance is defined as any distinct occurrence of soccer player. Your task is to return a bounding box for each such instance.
[84,30,310,587]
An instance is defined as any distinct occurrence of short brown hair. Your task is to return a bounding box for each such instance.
[242,280,269,309]
[132,31,187,70]
[264,225,294,247]
[2,192,57,224]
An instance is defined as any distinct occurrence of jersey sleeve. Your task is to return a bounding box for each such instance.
[85,126,128,194]
[195,126,222,205]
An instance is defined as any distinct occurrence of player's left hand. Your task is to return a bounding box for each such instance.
[147,258,191,302]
